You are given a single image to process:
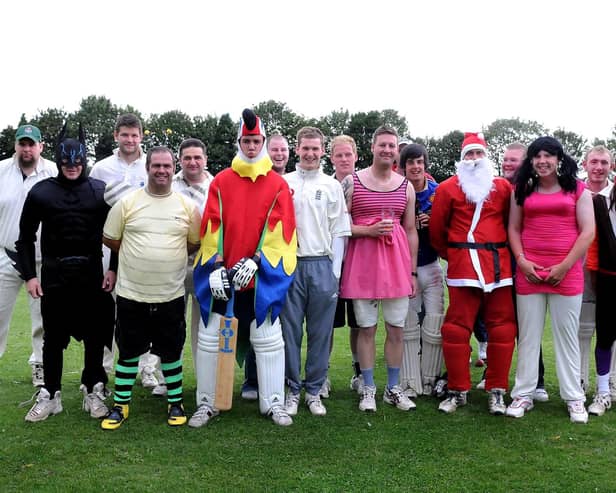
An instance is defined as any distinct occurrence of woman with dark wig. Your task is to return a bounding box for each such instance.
[505,136,594,423]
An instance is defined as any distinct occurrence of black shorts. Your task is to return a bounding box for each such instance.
[115,296,186,362]
[333,297,357,329]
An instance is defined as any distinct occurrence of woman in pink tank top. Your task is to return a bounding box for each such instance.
[506,136,595,423]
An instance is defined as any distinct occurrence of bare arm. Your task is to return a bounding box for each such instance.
[187,242,200,255]
[544,189,595,285]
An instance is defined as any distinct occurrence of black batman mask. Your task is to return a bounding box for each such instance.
[55,122,88,184]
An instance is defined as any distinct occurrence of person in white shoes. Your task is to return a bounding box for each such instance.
[281,127,351,417]
[191,109,297,428]
[577,146,614,395]
[506,137,593,424]
[90,113,164,393]
[0,124,56,388]
[16,124,115,422]
[340,126,418,413]
[398,144,445,399]
[585,149,615,417]
[430,133,516,416]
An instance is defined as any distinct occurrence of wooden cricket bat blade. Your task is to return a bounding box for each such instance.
[214,313,238,410]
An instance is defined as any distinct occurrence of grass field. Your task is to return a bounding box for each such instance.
[1,288,615,492]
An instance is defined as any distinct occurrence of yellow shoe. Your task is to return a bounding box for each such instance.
[168,403,187,426]
[101,404,129,430]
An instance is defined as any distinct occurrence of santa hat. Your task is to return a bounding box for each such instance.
[237,108,266,141]
[460,132,487,160]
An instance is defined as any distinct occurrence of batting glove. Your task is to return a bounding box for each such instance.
[209,263,232,301]
[229,256,260,290]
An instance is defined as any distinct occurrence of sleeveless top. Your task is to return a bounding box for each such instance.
[340,172,412,299]
[515,180,585,295]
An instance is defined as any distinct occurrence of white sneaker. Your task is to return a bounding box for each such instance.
[285,392,300,416]
[588,393,611,416]
[422,381,434,397]
[319,378,331,399]
[384,385,416,411]
[567,399,588,424]
[269,404,293,426]
[188,404,219,428]
[400,382,419,399]
[241,388,258,401]
[82,382,109,418]
[31,364,44,387]
[438,391,467,414]
[306,393,327,416]
[476,379,486,390]
[25,388,62,422]
[152,384,168,397]
[140,366,158,388]
[359,385,377,412]
[350,374,364,394]
[506,396,534,418]
[610,379,616,400]
[488,388,506,415]
[533,387,549,402]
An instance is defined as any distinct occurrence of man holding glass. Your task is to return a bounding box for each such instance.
[340,126,418,413]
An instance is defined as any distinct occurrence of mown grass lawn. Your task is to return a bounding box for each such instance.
[0,288,614,492]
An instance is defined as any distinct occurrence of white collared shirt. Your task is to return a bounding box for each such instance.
[0,155,57,254]
[284,165,351,258]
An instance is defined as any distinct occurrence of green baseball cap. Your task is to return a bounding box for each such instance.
[15,124,42,143]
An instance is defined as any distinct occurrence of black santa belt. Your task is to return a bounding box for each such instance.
[448,242,508,283]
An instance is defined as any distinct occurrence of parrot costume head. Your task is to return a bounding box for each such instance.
[232,109,273,180]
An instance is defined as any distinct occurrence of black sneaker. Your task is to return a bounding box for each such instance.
[168,403,187,426]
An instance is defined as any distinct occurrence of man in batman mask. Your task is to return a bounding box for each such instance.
[16,122,116,422]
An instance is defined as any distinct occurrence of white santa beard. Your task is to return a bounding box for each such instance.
[456,159,494,204]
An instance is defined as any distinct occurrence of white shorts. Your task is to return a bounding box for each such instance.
[352,297,408,328]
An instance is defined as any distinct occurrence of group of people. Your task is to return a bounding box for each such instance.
[1,109,614,429]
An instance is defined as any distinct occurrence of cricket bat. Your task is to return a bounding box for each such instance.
[214,291,238,411]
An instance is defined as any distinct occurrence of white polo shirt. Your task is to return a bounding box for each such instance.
[284,166,350,259]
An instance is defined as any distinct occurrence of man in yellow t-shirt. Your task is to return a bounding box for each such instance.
[100,146,201,429]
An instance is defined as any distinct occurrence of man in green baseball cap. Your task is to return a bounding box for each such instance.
[15,124,42,143]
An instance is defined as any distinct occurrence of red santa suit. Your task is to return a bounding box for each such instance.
[430,158,516,392]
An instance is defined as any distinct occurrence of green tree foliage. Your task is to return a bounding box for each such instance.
[425,130,464,182]
[483,118,546,175]
[552,128,587,163]
[143,110,195,159]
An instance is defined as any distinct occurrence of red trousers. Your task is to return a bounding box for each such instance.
[442,286,516,391]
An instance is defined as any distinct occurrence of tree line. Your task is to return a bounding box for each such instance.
[2,95,615,182]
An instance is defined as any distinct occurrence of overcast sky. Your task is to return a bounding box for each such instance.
[3,0,614,141]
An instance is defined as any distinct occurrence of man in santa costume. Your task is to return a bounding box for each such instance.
[429,133,516,415]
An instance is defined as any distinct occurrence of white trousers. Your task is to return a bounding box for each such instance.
[511,293,585,402]
[0,249,43,365]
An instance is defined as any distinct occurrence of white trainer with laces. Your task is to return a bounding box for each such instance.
[359,385,377,412]
[506,396,534,418]
[285,392,300,416]
[533,387,549,402]
[488,388,506,415]
[140,366,158,389]
[438,391,467,414]
[305,393,327,416]
[83,382,109,418]
[588,393,611,416]
[188,403,219,428]
[567,399,588,424]
[384,385,416,411]
[350,374,364,394]
[31,364,44,387]
[319,378,331,399]
[25,388,62,422]
[269,404,293,426]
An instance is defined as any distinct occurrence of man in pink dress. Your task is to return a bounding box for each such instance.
[430,132,516,415]
[340,126,418,413]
